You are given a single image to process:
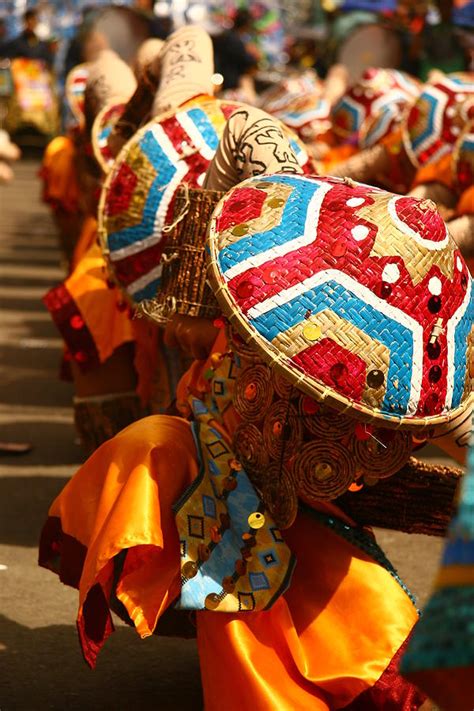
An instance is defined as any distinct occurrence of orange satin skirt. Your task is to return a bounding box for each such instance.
[40,415,423,709]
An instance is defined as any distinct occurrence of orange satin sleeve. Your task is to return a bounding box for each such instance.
[64,241,135,365]
[457,185,474,216]
[197,509,419,711]
[48,415,199,637]
[319,143,358,173]
[40,135,79,213]
[412,153,454,190]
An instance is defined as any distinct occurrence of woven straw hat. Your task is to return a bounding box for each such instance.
[453,120,474,193]
[98,98,310,307]
[207,173,473,429]
[403,72,474,169]
[65,63,89,125]
[92,101,125,173]
[332,68,420,142]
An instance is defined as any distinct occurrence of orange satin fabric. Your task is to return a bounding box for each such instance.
[70,215,99,272]
[49,411,418,707]
[197,509,418,711]
[412,153,453,190]
[48,415,199,637]
[41,135,80,213]
[457,185,474,216]
[64,241,135,365]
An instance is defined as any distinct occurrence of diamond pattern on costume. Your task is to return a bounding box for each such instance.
[188,515,205,539]
[238,591,256,611]
[249,572,270,591]
[174,415,295,613]
[260,550,279,568]
[202,495,217,519]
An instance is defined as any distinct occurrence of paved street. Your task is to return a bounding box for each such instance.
[0,160,448,710]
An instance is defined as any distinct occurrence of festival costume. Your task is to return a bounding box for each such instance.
[40,100,472,709]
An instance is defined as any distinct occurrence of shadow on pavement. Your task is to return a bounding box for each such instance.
[0,422,81,466]
[0,614,202,711]
[0,476,71,547]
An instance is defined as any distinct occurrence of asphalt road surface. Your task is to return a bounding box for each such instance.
[0,160,449,711]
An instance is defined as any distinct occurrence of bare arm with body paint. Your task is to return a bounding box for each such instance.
[203,106,303,192]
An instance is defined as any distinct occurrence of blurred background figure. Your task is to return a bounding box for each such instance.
[212,8,259,90]
[1,9,54,67]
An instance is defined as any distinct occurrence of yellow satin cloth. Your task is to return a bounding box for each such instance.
[41,135,80,213]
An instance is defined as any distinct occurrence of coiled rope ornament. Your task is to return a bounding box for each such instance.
[351,428,413,481]
[233,365,274,422]
[259,463,298,530]
[262,400,302,461]
[298,395,354,440]
[292,440,357,502]
[233,422,269,476]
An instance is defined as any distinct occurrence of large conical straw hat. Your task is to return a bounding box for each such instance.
[403,72,474,169]
[332,67,420,142]
[207,173,473,429]
[98,99,310,307]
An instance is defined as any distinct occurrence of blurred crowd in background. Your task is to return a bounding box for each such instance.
[0,0,473,144]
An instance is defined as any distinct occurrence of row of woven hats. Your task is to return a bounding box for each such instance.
[62,34,472,435]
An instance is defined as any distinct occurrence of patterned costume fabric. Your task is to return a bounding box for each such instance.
[92,102,126,173]
[332,68,420,146]
[99,99,309,306]
[401,420,474,709]
[404,72,474,168]
[174,347,294,613]
[207,174,473,426]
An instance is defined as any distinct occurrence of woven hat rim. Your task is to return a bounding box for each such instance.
[206,174,473,431]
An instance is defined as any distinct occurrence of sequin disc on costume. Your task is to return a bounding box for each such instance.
[207,173,474,427]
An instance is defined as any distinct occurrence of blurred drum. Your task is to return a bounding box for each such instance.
[5,58,59,136]
[92,6,151,64]
[337,23,402,83]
